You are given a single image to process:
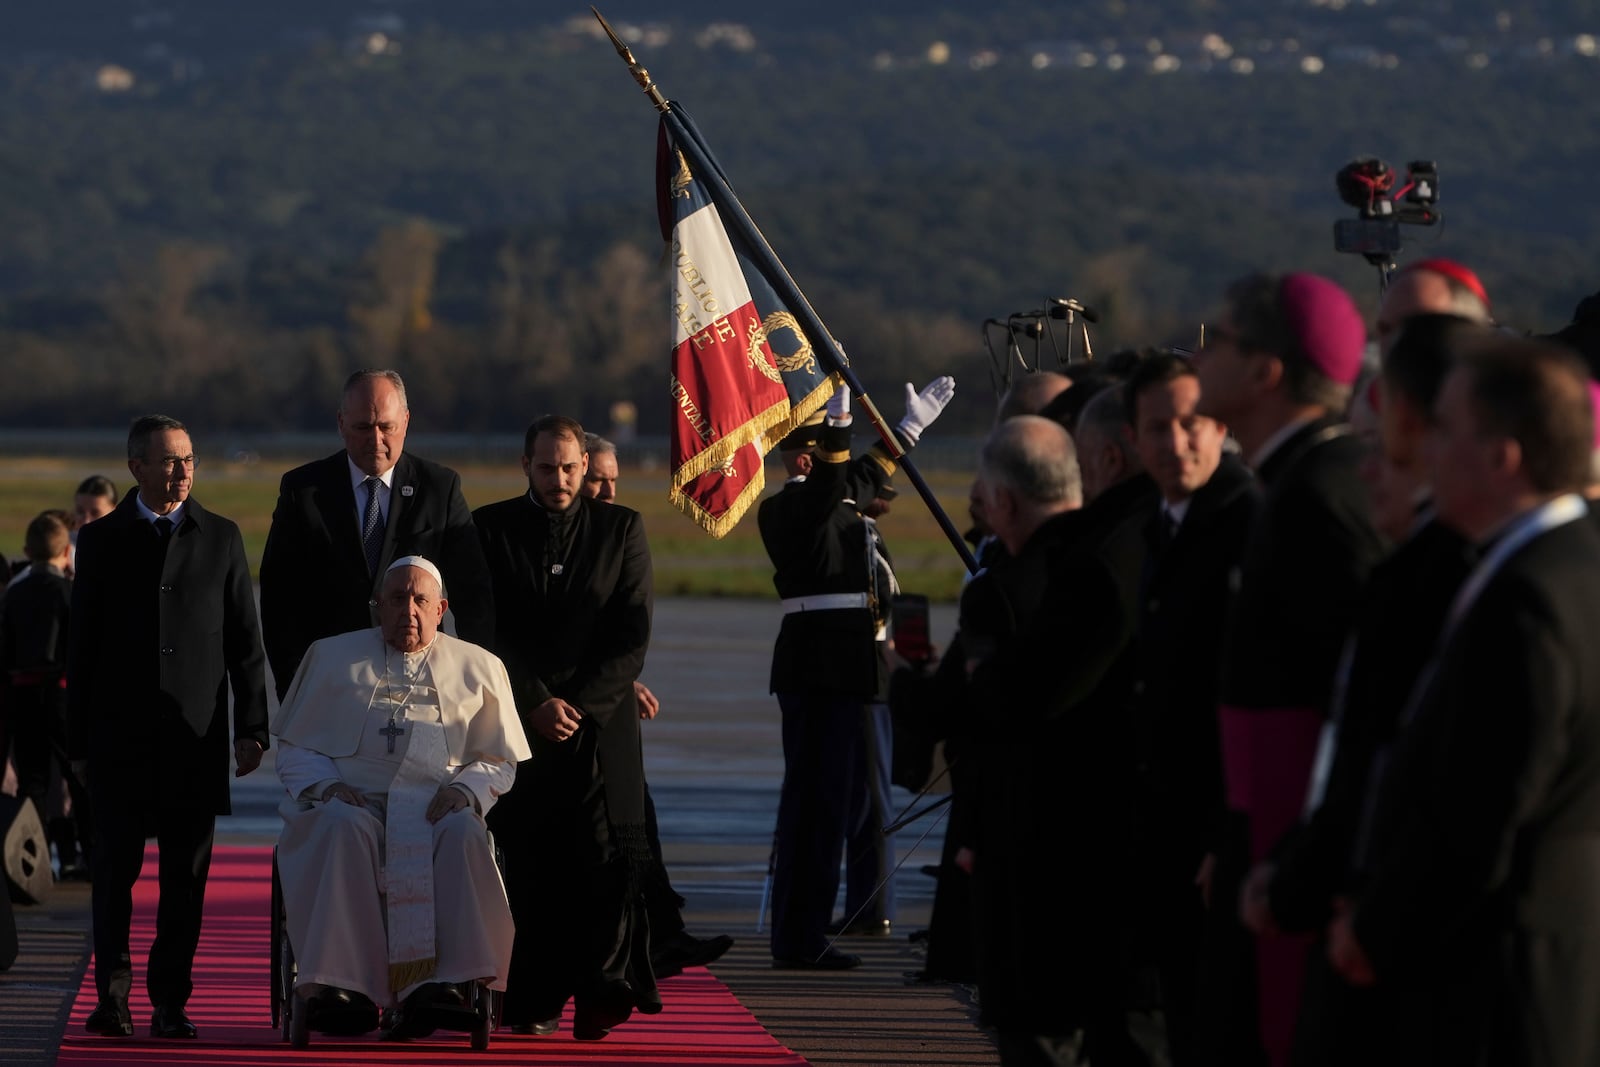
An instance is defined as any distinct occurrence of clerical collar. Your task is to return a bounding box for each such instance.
[526,489,580,516]
[348,455,395,493]
[134,494,186,527]
[529,492,580,585]
[1249,415,1320,471]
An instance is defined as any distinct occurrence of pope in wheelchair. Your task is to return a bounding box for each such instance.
[271,556,531,1042]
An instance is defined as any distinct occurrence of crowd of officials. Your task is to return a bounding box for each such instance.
[877,262,1600,1067]
[4,259,1600,1064]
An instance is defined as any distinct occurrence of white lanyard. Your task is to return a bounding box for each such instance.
[1444,494,1588,638]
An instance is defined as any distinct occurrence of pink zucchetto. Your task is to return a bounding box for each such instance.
[1279,272,1367,387]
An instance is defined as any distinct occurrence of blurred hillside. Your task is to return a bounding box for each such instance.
[1,3,1598,435]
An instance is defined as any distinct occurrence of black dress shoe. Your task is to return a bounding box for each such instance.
[651,931,736,978]
[85,999,133,1037]
[150,1005,198,1039]
[307,987,380,1036]
[510,1017,560,1036]
[573,981,636,1041]
[826,917,892,937]
[772,949,863,971]
[381,1005,435,1041]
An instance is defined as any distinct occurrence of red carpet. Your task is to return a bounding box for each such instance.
[59,845,805,1066]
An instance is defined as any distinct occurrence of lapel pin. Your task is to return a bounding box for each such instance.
[551,564,564,576]
[401,485,414,497]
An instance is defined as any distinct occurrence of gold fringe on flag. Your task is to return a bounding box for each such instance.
[668,373,840,538]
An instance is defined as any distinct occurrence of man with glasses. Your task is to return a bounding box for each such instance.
[67,414,269,1040]
[1192,273,1385,1066]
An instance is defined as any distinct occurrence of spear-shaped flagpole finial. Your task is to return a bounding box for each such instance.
[592,7,670,113]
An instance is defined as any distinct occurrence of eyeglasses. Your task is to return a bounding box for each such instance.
[155,455,198,472]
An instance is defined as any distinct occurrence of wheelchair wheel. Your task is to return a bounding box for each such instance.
[278,926,299,1043]
[288,989,310,1049]
[269,855,284,1028]
[469,983,493,1051]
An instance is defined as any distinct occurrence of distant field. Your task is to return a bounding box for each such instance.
[0,454,976,601]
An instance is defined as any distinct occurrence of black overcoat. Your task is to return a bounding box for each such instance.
[1353,511,1600,1066]
[66,495,268,815]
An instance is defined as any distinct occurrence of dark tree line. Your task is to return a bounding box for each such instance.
[2,17,1599,435]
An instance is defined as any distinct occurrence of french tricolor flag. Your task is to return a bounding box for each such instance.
[656,118,837,537]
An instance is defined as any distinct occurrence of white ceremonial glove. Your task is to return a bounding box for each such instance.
[897,375,956,445]
[826,385,852,426]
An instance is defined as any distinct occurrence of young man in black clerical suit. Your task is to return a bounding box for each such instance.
[259,368,493,700]
[474,415,656,1041]
[67,414,269,1040]
[1329,339,1600,1066]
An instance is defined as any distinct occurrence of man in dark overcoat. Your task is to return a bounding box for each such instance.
[961,415,1137,1066]
[67,414,269,1040]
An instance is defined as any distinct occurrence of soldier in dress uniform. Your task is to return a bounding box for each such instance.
[759,376,954,969]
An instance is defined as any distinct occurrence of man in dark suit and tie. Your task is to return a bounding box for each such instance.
[1122,353,1260,1063]
[67,414,269,1040]
[259,369,494,699]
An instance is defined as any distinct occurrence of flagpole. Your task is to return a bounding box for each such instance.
[594,8,980,574]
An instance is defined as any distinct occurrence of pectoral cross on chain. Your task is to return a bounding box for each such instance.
[379,718,407,754]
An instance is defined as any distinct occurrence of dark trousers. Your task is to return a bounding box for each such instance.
[89,757,215,1011]
[770,691,865,960]
[1195,813,1269,1067]
[642,777,687,940]
[843,702,896,923]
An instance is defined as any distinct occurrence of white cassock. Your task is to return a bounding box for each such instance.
[271,629,531,1008]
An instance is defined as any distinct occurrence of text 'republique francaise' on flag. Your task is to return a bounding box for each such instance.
[657,113,838,538]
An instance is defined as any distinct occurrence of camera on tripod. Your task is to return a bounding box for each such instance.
[1333,157,1440,260]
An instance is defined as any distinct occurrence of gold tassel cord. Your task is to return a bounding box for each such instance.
[389,957,438,993]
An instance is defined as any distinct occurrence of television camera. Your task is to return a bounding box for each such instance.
[1333,157,1441,293]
